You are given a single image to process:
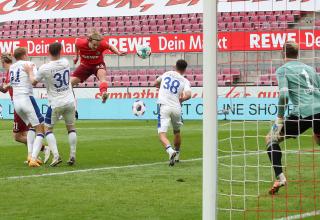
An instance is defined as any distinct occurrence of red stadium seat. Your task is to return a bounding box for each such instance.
[175,25,183,32]
[150,26,157,33]
[167,25,174,32]
[158,25,166,33]
[78,22,85,29]
[157,19,165,26]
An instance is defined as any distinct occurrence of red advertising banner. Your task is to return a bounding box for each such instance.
[0,33,203,56]
[2,30,320,56]
[218,30,320,51]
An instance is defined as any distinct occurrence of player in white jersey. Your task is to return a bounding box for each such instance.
[9,47,45,167]
[155,59,192,166]
[25,42,77,166]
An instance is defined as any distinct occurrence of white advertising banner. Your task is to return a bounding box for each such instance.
[0,87,204,99]
[0,0,203,22]
[218,0,319,12]
[0,86,280,100]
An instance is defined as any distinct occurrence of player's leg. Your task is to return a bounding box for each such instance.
[173,130,181,162]
[12,131,27,144]
[71,64,93,119]
[171,109,183,162]
[13,100,35,161]
[266,115,310,194]
[44,106,61,166]
[158,105,176,166]
[63,103,77,165]
[311,113,320,146]
[27,96,45,167]
[96,64,109,103]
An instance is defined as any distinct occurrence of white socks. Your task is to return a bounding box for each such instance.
[165,145,175,155]
[68,130,77,158]
[278,173,287,183]
[31,133,44,160]
[45,131,59,158]
[27,129,36,157]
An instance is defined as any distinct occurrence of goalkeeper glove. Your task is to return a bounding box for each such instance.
[271,117,284,142]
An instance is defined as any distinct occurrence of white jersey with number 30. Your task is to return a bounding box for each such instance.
[36,58,74,108]
[9,60,36,98]
[157,71,191,109]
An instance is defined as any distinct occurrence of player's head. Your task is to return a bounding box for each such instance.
[13,47,28,61]
[282,41,299,60]
[1,52,13,69]
[88,29,103,51]
[175,59,188,74]
[49,42,62,60]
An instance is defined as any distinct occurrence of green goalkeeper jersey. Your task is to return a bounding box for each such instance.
[276,61,320,118]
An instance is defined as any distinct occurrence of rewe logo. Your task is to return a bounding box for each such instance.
[0,41,20,53]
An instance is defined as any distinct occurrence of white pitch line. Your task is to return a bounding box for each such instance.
[1,152,262,180]
[0,150,314,181]
[275,210,320,220]
[1,158,202,180]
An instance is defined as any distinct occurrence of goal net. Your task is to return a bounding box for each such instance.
[217,1,320,219]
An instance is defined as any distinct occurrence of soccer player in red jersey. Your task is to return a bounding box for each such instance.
[72,30,127,103]
[0,52,50,163]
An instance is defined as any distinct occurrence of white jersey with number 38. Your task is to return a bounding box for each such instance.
[157,71,191,109]
[36,58,74,108]
[9,60,36,98]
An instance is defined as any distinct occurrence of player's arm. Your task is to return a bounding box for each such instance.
[180,82,192,103]
[277,69,289,119]
[271,68,289,138]
[108,45,127,56]
[154,75,162,88]
[24,63,39,86]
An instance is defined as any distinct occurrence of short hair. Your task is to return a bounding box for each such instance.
[1,52,13,64]
[49,42,62,57]
[283,41,299,59]
[88,29,103,42]
[176,59,188,72]
[13,47,27,60]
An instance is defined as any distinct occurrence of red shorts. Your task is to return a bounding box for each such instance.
[72,62,107,83]
[13,111,29,133]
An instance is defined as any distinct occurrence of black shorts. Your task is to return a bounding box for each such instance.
[283,113,320,137]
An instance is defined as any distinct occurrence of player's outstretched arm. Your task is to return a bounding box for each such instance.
[24,64,38,86]
[109,45,127,56]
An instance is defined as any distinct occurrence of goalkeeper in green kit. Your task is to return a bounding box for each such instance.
[266,41,320,195]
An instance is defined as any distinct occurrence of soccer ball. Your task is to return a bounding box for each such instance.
[136,44,152,59]
[132,100,146,116]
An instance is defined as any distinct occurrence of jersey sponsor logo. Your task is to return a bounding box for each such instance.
[81,55,100,60]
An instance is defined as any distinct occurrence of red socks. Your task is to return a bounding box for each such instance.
[99,81,108,94]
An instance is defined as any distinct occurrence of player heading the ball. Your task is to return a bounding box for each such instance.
[266,41,320,194]
[25,42,77,167]
[72,29,127,103]
[155,59,192,166]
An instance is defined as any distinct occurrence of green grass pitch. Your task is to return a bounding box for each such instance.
[0,119,319,219]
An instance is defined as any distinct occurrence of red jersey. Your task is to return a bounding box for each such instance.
[5,71,13,100]
[75,38,111,66]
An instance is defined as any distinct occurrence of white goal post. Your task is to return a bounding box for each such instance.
[203,0,217,220]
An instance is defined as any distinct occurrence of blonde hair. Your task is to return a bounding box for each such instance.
[1,52,13,64]
[88,29,103,42]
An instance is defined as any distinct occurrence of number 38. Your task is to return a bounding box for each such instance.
[163,77,180,94]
